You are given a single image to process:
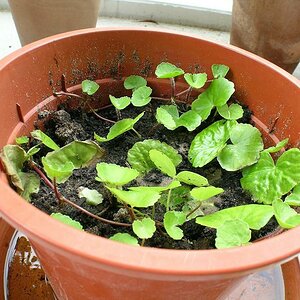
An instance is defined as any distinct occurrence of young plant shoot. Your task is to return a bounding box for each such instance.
[2,61,299,250]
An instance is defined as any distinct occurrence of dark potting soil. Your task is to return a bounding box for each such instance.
[29,100,278,250]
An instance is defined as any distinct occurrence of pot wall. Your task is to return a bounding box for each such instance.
[0,29,299,300]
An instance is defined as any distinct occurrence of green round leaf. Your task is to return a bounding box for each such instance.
[155,62,184,79]
[156,105,179,130]
[217,123,264,171]
[211,64,230,78]
[164,211,186,240]
[109,95,131,110]
[127,139,182,173]
[241,149,300,204]
[215,219,251,249]
[184,73,207,89]
[82,79,99,95]
[177,110,202,132]
[109,233,139,246]
[149,149,176,178]
[190,186,224,201]
[124,75,147,90]
[51,213,83,230]
[96,163,139,186]
[176,171,208,187]
[217,103,244,120]
[108,187,161,208]
[132,217,156,239]
[191,95,214,121]
[188,120,236,168]
[131,86,152,107]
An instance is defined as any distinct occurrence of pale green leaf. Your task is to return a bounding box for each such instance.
[42,141,104,183]
[132,217,156,239]
[188,120,236,168]
[176,110,202,131]
[273,199,300,229]
[149,149,176,178]
[78,187,103,206]
[94,112,144,142]
[191,186,224,201]
[215,219,251,249]
[19,172,40,202]
[211,64,230,78]
[217,103,244,120]
[82,79,99,95]
[127,139,182,173]
[124,75,147,90]
[131,86,152,107]
[155,62,184,79]
[184,73,207,89]
[26,145,40,159]
[108,187,161,208]
[285,184,300,206]
[109,233,139,246]
[191,96,214,120]
[31,129,60,150]
[156,105,179,130]
[196,204,274,230]
[176,171,208,187]
[163,211,186,240]
[96,163,139,186]
[264,138,289,153]
[16,136,29,144]
[241,149,300,204]
[51,213,83,230]
[109,95,131,110]
[217,124,264,171]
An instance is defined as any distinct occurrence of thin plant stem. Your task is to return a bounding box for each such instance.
[166,189,172,212]
[141,239,146,247]
[186,202,203,219]
[131,128,141,138]
[123,202,135,223]
[175,88,190,97]
[152,204,156,219]
[29,162,131,227]
[151,96,170,101]
[186,87,193,103]
[170,78,176,100]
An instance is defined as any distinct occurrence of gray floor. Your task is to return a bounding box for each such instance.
[0,11,299,79]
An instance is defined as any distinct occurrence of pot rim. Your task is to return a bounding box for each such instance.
[0,27,300,276]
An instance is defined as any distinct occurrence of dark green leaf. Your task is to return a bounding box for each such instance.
[82,79,99,95]
[155,62,184,79]
[241,149,300,204]
[128,139,182,173]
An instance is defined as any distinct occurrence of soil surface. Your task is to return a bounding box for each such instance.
[28,99,277,250]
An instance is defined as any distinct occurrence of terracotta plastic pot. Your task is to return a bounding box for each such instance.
[8,0,101,46]
[0,28,299,300]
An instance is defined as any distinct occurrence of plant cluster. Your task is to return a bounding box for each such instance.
[1,62,300,249]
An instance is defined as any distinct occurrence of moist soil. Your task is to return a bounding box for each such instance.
[29,100,278,250]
